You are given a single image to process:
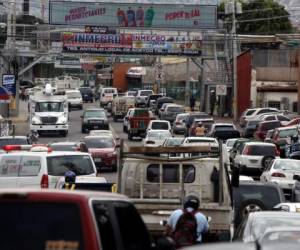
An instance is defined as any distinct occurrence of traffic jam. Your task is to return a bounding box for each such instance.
[2,82,300,250]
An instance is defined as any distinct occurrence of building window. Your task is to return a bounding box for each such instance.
[267,101,280,109]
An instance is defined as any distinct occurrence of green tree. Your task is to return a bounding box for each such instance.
[219,0,293,34]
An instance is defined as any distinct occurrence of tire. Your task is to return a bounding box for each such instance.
[123,125,126,133]
[128,131,132,141]
[235,199,266,228]
[261,155,275,169]
[113,115,117,122]
[61,130,68,137]
[112,165,117,172]
[81,127,85,133]
[79,105,83,110]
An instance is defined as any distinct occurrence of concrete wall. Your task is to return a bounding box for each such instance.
[256,67,298,81]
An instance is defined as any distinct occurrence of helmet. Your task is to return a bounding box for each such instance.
[65,170,76,184]
[183,195,200,210]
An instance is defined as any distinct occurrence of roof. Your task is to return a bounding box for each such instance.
[84,107,105,111]
[3,151,91,157]
[186,137,216,141]
[250,211,300,218]
[0,136,27,139]
[30,93,67,102]
[244,142,276,146]
[49,142,78,145]
[0,189,129,201]
[276,125,298,130]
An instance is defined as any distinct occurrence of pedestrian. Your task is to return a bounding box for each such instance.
[195,122,205,136]
[165,195,209,249]
[190,95,195,112]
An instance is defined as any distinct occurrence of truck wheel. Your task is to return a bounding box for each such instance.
[128,132,132,141]
[123,125,127,133]
[61,130,68,137]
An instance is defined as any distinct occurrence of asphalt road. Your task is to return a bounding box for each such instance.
[17,101,143,183]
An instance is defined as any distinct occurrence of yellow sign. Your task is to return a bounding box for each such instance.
[9,96,16,110]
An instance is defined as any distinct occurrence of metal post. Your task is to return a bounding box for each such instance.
[218,140,224,205]
[232,1,238,121]
[297,49,300,115]
[117,139,124,193]
[185,57,191,107]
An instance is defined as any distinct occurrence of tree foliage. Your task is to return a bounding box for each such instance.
[219,0,293,34]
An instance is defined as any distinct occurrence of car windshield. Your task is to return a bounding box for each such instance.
[215,125,234,131]
[47,155,94,176]
[152,122,169,130]
[35,102,63,112]
[261,230,300,243]
[84,110,106,118]
[148,131,171,139]
[104,89,116,94]
[248,120,259,126]
[274,160,300,171]
[226,140,236,147]
[140,90,152,96]
[245,110,256,116]
[79,88,92,93]
[0,138,28,148]
[67,92,81,98]
[252,216,300,241]
[168,107,184,113]
[279,128,298,138]
[186,139,216,143]
[84,137,114,148]
[247,145,276,156]
[164,138,184,146]
[49,144,78,151]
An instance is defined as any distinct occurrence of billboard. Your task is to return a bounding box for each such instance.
[50,1,217,29]
[62,32,202,56]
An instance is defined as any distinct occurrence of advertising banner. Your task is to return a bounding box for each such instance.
[62,32,202,56]
[2,74,16,96]
[50,1,217,29]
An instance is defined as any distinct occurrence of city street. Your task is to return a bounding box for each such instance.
[15,100,143,183]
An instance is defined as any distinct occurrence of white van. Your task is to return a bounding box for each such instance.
[100,87,118,108]
[0,151,97,189]
[65,89,83,109]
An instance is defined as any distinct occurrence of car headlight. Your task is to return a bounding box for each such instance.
[32,116,41,125]
[57,116,67,124]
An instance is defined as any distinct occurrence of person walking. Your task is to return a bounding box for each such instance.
[190,95,195,112]
[165,195,209,249]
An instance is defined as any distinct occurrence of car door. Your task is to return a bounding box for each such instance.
[0,155,21,188]
[17,155,42,188]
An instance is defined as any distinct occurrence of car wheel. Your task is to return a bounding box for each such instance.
[60,130,68,137]
[261,155,275,169]
[123,125,127,133]
[239,199,266,218]
[128,132,132,141]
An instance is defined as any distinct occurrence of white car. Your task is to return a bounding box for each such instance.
[234,142,279,173]
[274,203,300,212]
[240,107,280,127]
[100,87,118,107]
[0,151,97,189]
[183,137,219,151]
[123,108,134,133]
[225,138,239,152]
[261,159,300,193]
[146,120,171,133]
[65,89,83,109]
[89,130,114,137]
[143,130,172,147]
[135,89,154,107]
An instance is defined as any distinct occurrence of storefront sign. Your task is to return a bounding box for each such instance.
[2,74,16,96]
[62,32,202,56]
[85,26,116,34]
[50,1,217,29]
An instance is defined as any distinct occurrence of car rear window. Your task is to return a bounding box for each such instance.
[234,184,282,209]
[140,90,152,96]
[279,128,298,138]
[49,144,77,151]
[215,125,235,131]
[245,110,255,116]
[47,155,95,176]
[260,122,280,131]
[0,202,84,250]
[167,107,184,113]
[151,122,169,130]
[247,145,276,156]
[0,138,28,148]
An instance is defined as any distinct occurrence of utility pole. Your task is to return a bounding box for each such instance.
[232,1,238,121]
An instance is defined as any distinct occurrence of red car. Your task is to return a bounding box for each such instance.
[254,120,281,141]
[83,135,117,172]
[284,117,300,127]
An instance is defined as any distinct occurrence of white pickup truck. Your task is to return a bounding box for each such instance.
[118,144,234,241]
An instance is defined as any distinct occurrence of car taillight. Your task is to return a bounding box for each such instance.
[75,147,81,151]
[40,174,49,188]
[244,146,251,155]
[275,147,280,156]
[271,172,286,178]
[175,122,181,125]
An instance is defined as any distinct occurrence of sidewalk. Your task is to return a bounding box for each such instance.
[10,100,29,124]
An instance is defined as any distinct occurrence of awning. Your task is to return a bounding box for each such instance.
[126,67,146,78]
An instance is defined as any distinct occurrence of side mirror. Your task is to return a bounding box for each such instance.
[231,166,240,187]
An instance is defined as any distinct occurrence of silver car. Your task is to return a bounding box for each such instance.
[160,104,185,123]
[172,113,189,134]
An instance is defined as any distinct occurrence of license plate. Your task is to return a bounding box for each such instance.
[94,158,101,162]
